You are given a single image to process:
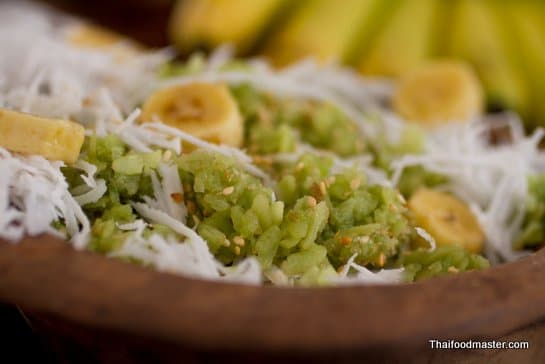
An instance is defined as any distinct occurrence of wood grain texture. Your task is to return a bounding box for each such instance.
[1,235,545,356]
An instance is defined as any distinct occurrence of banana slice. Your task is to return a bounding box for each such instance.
[408,188,484,253]
[392,61,484,126]
[0,108,85,163]
[140,83,243,148]
[65,23,137,49]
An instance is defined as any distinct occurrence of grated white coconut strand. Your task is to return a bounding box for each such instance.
[391,116,545,262]
[335,254,405,285]
[0,147,90,247]
[143,163,187,223]
[217,258,262,285]
[415,227,436,251]
[114,202,262,283]
[73,179,107,206]
[0,2,169,124]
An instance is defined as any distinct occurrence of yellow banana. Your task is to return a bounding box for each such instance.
[263,0,383,66]
[447,0,529,117]
[408,189,485,254]
[0,108,85,163]
[65,23,138,49]
[392,61,484,125]
[493,1,545,128]
[169,0,289,54]
[358,0,437,78]
[140,83,243,148]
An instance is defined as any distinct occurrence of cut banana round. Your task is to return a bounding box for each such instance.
[0,108,85,163]
[140,83,244,148]
[393,61,484,125]
[408,188,484,253]
[65,23,137,49]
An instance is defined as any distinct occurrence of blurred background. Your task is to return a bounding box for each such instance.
[40,0,545,130]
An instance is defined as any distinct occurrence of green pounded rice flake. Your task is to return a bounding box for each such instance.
[89,218,132,254]
[515,174,545,249]
[112,154,144,175]
[277,153,333,206]
[397,166,449,198]
[400,246,490,282]
[231,205,260,238]
[281,244,328,276]
[298,261,337,286]
[248,124,297,154]
[142,150,162,169]
[255,226,282,269]
[230,83,365,157]
[197,223,227,254]
[101,203,134,223]
[319,180,413,268]
[300,200,329,250]
[279,197,328,250]
[370,124,425,171]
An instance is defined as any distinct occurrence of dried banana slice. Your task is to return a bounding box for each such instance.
[140,82,243,148]
[408,188,485,253]
[393,61,484,125]
[0,108,85,163]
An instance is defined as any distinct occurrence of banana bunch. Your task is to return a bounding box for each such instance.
[408,188,485,254]
[170,0,545,128]
[262,0,383,66]
[358,0,437,78]
[0,108,85,163]
[140,83,243,148]
[447,0,530,120]
[169,0,290,55]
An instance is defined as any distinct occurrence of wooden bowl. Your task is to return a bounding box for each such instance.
[1,235,545,363]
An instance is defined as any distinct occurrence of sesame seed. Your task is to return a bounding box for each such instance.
[350,177,361,190]
[307,196,317,208]
[378,253,386,267]
[163,150,172,161]
[234,246,241,255]
[223,239,231,247]
[233,236,245,246]
[319,181,327,195]
[448,266,459,273]
[295,162,305,171]
[222,186,235,195]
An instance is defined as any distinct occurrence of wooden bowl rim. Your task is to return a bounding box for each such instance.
[1,235,545,353]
